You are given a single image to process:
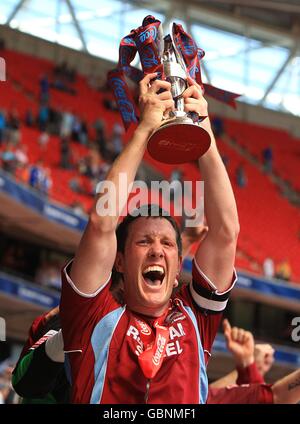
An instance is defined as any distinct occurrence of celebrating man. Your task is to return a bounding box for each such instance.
[60,73,239,403]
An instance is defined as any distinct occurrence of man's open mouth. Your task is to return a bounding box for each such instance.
[142,265,165,287]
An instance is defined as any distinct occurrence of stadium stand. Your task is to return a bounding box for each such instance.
[225,118,300,193]
[1,47,300,282]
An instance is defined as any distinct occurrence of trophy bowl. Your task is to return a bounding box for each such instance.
[146,32,211,164]
[147,115,211,164]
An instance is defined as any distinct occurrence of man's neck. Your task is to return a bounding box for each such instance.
[131,303,171,322]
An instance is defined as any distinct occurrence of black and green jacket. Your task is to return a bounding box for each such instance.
[12,310,70,404]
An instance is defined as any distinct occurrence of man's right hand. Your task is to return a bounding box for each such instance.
[138,73,175,134]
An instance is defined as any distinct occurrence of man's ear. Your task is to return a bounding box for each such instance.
[173,256,183,288]
[177,255,182,276]
[115,251,125,273]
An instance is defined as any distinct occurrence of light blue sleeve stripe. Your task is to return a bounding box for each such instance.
[90,306,125,404]
[183,306,208,404]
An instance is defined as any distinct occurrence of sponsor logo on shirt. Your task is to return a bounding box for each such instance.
[127,322,186,358]
[135,318,152,335]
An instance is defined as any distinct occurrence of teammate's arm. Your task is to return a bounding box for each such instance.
[70,74,174,294]
[210,320,262,389]
[272,369,300,404]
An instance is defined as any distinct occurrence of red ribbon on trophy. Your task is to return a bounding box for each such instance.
[108,15,241,160]
[170,23,240,108]
[107,16,163,130]
[133,15,164,77]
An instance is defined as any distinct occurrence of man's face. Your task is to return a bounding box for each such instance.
[115,217,181,317]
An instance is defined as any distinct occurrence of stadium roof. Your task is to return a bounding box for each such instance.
[0,0,300,115]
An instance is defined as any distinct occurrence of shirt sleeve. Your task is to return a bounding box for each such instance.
[190,258,237,314]
[60,260,119,352]
[207,384,273,404]
[236,363,265,385]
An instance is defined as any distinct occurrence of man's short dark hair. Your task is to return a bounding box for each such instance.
[116,204,182,256]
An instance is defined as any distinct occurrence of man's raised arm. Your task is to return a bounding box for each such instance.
[183,78,239,292]
[70,74,174,294]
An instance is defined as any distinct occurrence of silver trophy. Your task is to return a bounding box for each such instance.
[147,28,211,164]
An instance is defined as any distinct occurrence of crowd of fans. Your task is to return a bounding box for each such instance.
[0,104,123,207]
[0,236,68,292]
[0,52,297,294]
[0,108,295,285]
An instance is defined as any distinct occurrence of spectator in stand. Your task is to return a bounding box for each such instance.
[262,146,273,173]
[88,73,106,91]
[16,163,30,185]
[7,109,21,145]
[14,144,29,183]
[38,131,49,150]
[69,176,84,194]
[39,74,50,104]
[263,257,275,279]
[71,115,81,142]
[211,115,224,138]
[235,163,247,188]
[71,201,86,216]
[103,93,118,111]
[77,157,88,175]
[79,119,88,145]
[169,168,183,202]
[97,159,110,183]
[275,259,292,282]
[0,109,6,144]
[52,62,76,94]
[15,144,28,168]
[60,110,74,138]
[40,168,52,197]
[29,160,45,191]
[25,109,35,127]
[60,137,71,169]
[1,142,16,173]
[38,104,49,132]
[94,118,108,159]
[110,122,124,158]
[88,146,102,178]
[35,260,62,291]
[71,115,88,145]
[48,105,62,134]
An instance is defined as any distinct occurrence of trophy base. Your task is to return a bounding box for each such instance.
[147,120,211,164]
